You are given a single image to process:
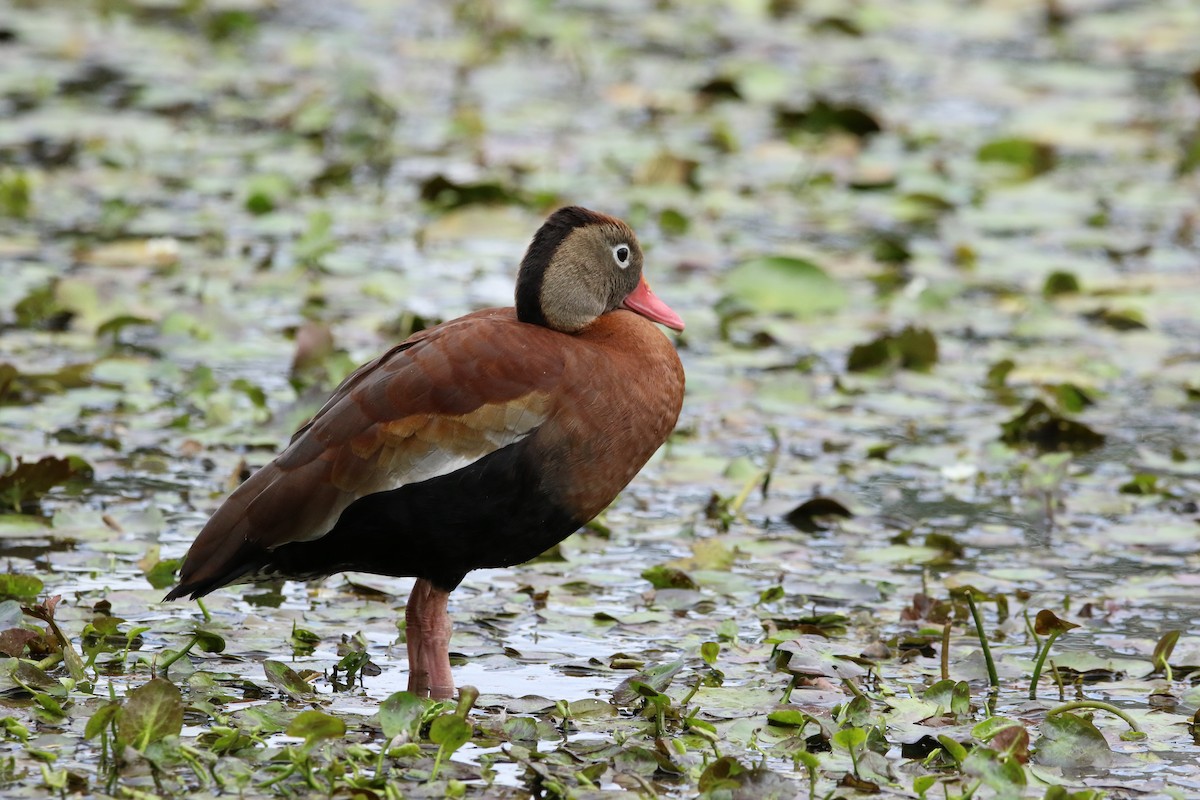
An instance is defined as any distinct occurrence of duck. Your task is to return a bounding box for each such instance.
[166,206,686,699]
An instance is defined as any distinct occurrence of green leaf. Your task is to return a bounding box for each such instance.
[913,774,938,798]
[568,698,616,719]
[640,565,698,590]
[1053,383,1095,414]
[0,716,30,742]
[203,9,258,42]
[658,208,690,236]
[872,233,911,265]
[847,326,938,373]
[0,456,93,514]
[698,755,749,792]
[1085,307,1147,331]
[117,678,183,752]
[31,692,65,720]
[0,169,32,219]
[263,659,313,700]
[700,641,720,666]
[454,685,478,718]
[1043,787,1104,800]
[963,746,1027,796]
[11,285,68,331]
[192,628,226,653]
[832,726,867,751]
[722,256,846,318]
[243,173,293,215]
[629,681,668,704]
[895,326,939,370]
[418,174,527,211]
[96,315,155,340]
[232,701,292,735]
[1043,270,1080,297]
[1000,400,1105,453]
[1152,630,1180,672]
[143,558,182,590]
[379,691,427,740]
[972,716,1024,742]
[977,137,1056,177]
[776,99,882,138]
[429,713,473,777]
[1033,712,1111,768]
[83,705,120,743]
[991,724,1031,763]
[286,710,346,749]
[430,714,472,749]
[936,734,968,765]
[950,680,971,717]
[502,717,538,742]
[1118,473,1159,496]
[794,750,820,774]
[230,379,268,410]
[0,574,43,602]
[1033,610,1079,637]
[846,336,890,372]
[6,660,59,695]
[767,708,813,728]
[841,695,872,728]
[1180,130,1200,174]
[924,679,971,716]
[612,660,684,706]
[756,585,785,606]
[294,210,337,268]
[986,358,1016,390]
[290,624,320,650]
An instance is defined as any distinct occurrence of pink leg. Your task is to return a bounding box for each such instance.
[405,579,455,699]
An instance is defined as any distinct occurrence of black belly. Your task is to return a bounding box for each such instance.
[265,439,583,592]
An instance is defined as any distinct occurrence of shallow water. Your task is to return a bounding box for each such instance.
[2,0,1199,796]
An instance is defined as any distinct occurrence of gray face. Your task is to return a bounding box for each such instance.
[538,222,643,333]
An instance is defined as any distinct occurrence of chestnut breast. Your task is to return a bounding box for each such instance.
[529,308,685,520]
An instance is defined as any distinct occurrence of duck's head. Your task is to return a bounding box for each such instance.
[515,206,685,334]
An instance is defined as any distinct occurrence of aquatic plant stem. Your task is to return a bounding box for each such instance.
[781,674,798,704]
[157,634,199,674]
[680,676,701,706]
[729,469,766,515]
[1028,630,1063,701]
[1046,700,1141,734]
[966,595,999,691]
[36,653,63,672]
[940,621,951,682]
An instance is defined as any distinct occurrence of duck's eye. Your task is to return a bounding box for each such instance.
[612,244,631,268]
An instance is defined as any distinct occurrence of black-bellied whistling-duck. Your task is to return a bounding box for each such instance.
[166,206,686,699]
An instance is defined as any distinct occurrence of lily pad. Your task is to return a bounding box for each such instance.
[117,678,183,752]
[0,455,93,513]
[1033,712,1111,768]
[999,400,1106,453]
[722,256,846,318]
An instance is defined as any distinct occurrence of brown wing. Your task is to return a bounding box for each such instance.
[167,308,564,598]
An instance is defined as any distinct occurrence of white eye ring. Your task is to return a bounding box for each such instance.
[612,243,632,269]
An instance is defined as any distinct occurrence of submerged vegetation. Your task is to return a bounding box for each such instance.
[0,0,1198,797]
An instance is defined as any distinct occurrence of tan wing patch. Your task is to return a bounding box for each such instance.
[323,392,552,503]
